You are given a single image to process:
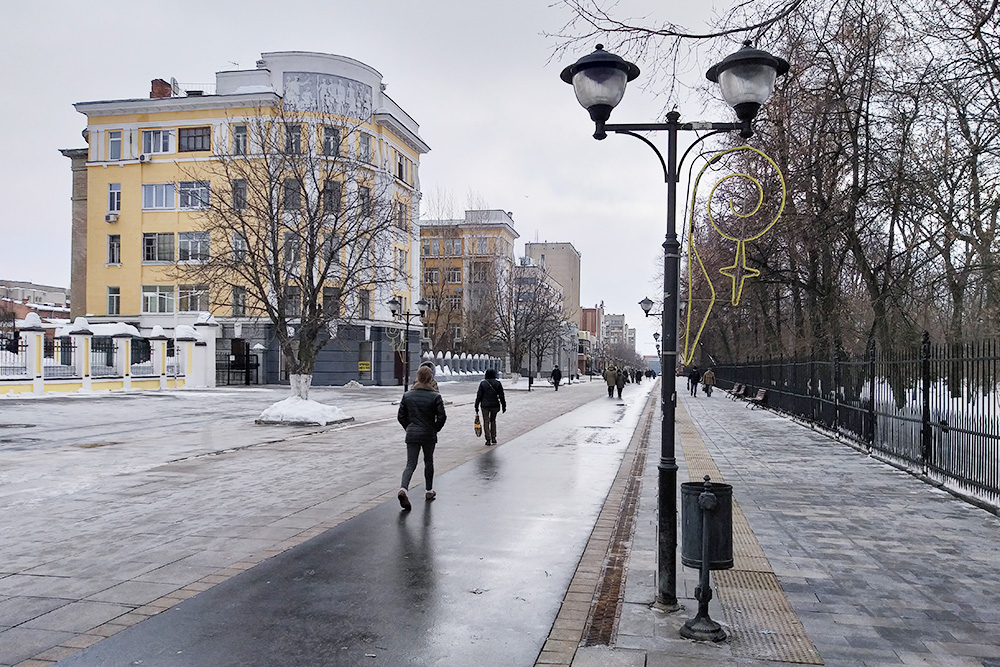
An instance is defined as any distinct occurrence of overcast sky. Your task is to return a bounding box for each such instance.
[1,0,736,356]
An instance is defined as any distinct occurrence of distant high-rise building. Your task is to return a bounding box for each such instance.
[524,242,581,327]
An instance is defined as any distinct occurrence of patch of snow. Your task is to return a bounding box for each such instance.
[343,380,365,388]
[257,396,350,425]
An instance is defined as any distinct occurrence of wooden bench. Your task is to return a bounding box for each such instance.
[746,389,767,409]
[727,383,745,400]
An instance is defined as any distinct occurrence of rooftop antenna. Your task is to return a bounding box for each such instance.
[169,77,181,96]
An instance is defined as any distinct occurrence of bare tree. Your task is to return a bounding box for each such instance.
[174,102,409,397]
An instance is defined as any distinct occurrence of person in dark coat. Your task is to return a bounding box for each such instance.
[475,368,506,446]
[604,366,617,398]
[615,368,627,399]
[687,366,701,397]
[396,365,447,510]
[551,366,562,391]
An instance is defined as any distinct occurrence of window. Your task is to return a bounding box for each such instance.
[323,180,341,216]
[445,294,462,310]
[142,129,171,154]
[108,131,121,161]
[142,232,174,262]
[179,284,209,312]
[445,239,462,256]
[284,124,301,154]
[178,181,210,209]
[321,233,340,266]
[432,239,441,256]
[423,268,439,284]
[422,238,431,256]
[141,285,174,313]
[178,232,210,262]
[108,183,121,212]
[395,248,408,273]
[284,285,301,318]
[232,179,246,210]
[107,234,121,264]
[359,133,371,162]
[446,266,462,283]
[107,286,120,315]
[424,323,436,341]
[283,178,301,211]
[142,183,175,210]
[359,290,371,319]
[323,126,340,156]
[395,201,407,230]
[323,286,341,316]
[476,237,489,254]
[424,297,439,311]
[232,124,247,155]
[232,286,246,317]
[396,153,405,180]
[471,262,490,283]
[283,233,300,274]
[358,185,371,217]
[232,232,247,263]
[178,127,211,152]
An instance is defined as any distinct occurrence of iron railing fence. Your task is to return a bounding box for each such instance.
[714,332,1000,510]
[91,337,118,378]
[42,337,77,378]
[0,339,29,378]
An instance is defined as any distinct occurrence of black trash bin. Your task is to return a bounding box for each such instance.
[681,479,734,570]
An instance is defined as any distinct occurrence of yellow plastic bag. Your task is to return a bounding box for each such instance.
[474,414,482,437]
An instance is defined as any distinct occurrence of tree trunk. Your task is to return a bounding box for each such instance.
[290,374,312,400]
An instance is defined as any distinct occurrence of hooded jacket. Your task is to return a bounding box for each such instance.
[397,381,447,444]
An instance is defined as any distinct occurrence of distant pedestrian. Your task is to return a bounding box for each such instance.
[702,368,716,397]
[397,366,447,510]
[687,366,701,397]
[419,361,439,391]
[604,366,617,398]
[615,368,627,399]
[551,366,562,391]
[475,368,506,446]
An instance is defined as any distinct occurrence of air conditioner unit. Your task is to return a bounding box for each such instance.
[139,153,151,163]
[105,213,119,223]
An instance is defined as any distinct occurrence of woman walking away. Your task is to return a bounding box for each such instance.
[397,365,447,510]
[702,367,716,397]
[615,368,627,399]
[475,368,506,446]
[418,360,439,391]
[604,366,617,398]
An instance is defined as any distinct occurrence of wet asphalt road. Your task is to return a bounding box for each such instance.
[52,384,652,666]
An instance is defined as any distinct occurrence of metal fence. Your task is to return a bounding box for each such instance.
[43,337,77,378]
[0,338,29,378]
[91,337,118,378]
[714,332,1000,510]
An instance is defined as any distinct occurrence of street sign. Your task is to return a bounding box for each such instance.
[358,361,371,372]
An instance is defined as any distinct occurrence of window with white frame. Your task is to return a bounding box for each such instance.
[142,232,174,262]
[232,232,247,263]
[323,286,341,316]
[232,179,246,210]
[395,201,407,230]
[108,183,121,212]
[396,153,405,180]
[232,285,246,317]
[358,185,371,217]
[141,285,174,313]
[359,133,371,162]
[446,266,462,283]
[142,129,171,154]
[321,233,340,267]
[283,178,301,211]
[178,284,210,312]
[424,296,439,311]
[178,181,210,209]
[283,233,301,274]
[107,234,121,264]
[178,232,210,262]
[476,237,489,254]
[424,322,436,341]
[359,289,371,319]
[422,238,431,256]
[423,267,439,284]
[108,131,122,161]
[107,286,120,315]
[284,285,301,317]
[323,125,340,156]
[284,124,302,154]
[432,239,441,256]
[232,124,248,155]
[323,180,341,216]
[142,183,175,210]
[178,127,211,152]
[395,248,408,274]
[445,294,462,310]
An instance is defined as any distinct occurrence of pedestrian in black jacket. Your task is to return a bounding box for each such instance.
[396,365,447,510]
[551,366,562,391]
[475,368,506,446]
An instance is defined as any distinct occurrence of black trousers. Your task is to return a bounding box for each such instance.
[482,407,500,442]
[401,441,435,490]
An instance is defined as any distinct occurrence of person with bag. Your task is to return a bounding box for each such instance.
[604,366,617,398]
[396,365,447,511]
[702,367,716,397]
[475,368,506,446]
[615,367,627,399]
[551,366,562,391]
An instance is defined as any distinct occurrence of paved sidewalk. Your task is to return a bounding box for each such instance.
[569,379,1000,667]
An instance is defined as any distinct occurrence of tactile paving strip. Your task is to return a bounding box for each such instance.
[677,404,824,665]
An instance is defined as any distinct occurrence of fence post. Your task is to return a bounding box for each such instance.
[114,334,132,390]
[921,330,932,471]
[833,340,843,435]
[867,339,876,448]
[150,332,168,389]
[71,329,92,391]
[194,317,218,388]
[22,324,45,395]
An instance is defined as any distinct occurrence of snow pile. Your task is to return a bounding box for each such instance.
[55,319,140,337]
[257,396,350,425]
[343,380,365,388]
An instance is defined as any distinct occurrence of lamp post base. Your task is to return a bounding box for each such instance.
[680,613,727,642]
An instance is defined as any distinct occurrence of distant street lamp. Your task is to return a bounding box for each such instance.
[387,297,428,394]
[562,41,788,615]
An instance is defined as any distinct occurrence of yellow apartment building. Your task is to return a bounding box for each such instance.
[419,210,518,353]
[63,52,430,386]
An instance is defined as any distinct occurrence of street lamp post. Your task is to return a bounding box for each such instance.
[387,297,429,394]
[562,41,788,611]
